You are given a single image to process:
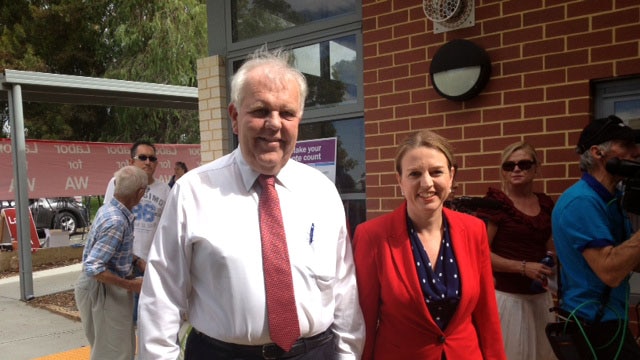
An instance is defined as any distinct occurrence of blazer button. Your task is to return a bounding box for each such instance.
[439,336,446,344]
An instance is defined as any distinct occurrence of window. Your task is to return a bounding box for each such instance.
[594,77,640,129]
[231,0,357,42]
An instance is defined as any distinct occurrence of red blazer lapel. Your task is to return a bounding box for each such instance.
[387,203,437,327]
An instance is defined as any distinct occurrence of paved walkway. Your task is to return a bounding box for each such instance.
[0,263,89,359]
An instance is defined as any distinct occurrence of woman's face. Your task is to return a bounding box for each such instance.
[502,149,536,186]
[396,146,454,219]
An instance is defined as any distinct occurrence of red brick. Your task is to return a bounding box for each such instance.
[486,75,522,93]
[567,30,613,50]
[365,107,394,122]
[504,118,544,135]
[547,178,579,195]
[444,111,482,127]
[546,114,590,132]
[483,106,522,123]
[464,123,502,139]
[378,65,409,81]
[362,1,393,18]
[524,69,566,88]
[598,42,639,62]
[436,126,463,141]
[617,58,640,77]
[524,101,566,118]
[362,17,377,32]
[546,82,589,100]
[365,147,379,161]
[483,136,525,152]
[504,88,544,105]
[465,92,503,109]
[363,42,378,58]
[503,57,544,76]
[568,98,591,114]
[503,27,544,46]
[617,0,640,9]
[394,48,426,65]
[503,0,543,15]
[546,18,589,38]
[394,19,426,38]
[395,75,427,92]
[593,9,640,30]
[409,115,445,130]
[466,153,505,168]
[379,37,410,55]
[523,6,565,27]
[616,24,640,42]
[567,63,613,82]
[476,2,501,21]
[366,159,395,173]
[364,80,393,96]
[450,139,482,154]
[524,132,567,148]
[396,103,427,119]
[567,0,612,17]
[364,96,379,110]
[487,44,521,62]
[547,148,582,164]
[408,6,427,21]
[380,118,411,134]
[364,54,394,70]
[364,27,393,44]
[545,49,589,69]
[363,69,377,84]
[524,38,565,57]
[380,91,410,107]
[411,88,429,103]
[410,61,429,76]
[483,14,523,34]
[378,9,409,28]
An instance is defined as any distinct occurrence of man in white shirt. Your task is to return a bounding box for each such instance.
[139,47,365,359]
[104,140,170,323]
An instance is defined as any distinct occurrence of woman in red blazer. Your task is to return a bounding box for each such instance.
[353,130,506,359]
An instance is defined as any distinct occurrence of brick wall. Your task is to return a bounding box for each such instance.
[362,0,640,218]
[196,55,231,163]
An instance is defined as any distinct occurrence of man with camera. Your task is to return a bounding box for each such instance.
[552,115,640,359]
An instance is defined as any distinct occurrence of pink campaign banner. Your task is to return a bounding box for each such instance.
[0,139,201,199]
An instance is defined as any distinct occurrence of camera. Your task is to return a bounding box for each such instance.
[606,158,640,214]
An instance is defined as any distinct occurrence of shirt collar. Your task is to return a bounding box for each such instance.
[581,172,618,203]
[234,147,295,192]
[109,196,135,225]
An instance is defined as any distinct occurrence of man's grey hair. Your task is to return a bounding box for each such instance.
[579,141,612,172]
[113,166,148,197]
[230,45,308,113]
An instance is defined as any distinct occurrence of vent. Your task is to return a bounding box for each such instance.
[423,0,475,34]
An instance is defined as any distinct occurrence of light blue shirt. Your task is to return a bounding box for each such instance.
[552,173,632,322]
[82,198,135,278]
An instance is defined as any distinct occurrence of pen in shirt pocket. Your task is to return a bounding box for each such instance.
[309,223,315,244]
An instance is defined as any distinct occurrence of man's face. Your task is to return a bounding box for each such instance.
[229,67,302,175]
[129,144,158,181]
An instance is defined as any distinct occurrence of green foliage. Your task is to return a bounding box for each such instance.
[0,0,206,143]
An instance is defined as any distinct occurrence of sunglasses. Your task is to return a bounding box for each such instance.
[133,155,158,162]
[501,160,535,172]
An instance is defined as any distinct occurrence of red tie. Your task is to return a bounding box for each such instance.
[258,175,300,351]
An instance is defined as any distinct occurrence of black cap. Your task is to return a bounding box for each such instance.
[576,115,637,154]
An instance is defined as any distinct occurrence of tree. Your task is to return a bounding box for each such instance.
[0,0,207,143]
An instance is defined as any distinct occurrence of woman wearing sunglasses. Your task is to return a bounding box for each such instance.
[475,141,557,360]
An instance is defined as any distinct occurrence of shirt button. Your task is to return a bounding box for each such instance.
[439,336,446,344]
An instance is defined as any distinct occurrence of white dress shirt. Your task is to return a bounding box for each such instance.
[138,148,365,359]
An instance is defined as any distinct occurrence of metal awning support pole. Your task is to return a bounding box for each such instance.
[8,84,35,301]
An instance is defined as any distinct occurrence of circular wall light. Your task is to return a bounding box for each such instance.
[429,39,491,101]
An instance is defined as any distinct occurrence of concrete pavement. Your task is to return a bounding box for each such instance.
[0,263,88,359]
